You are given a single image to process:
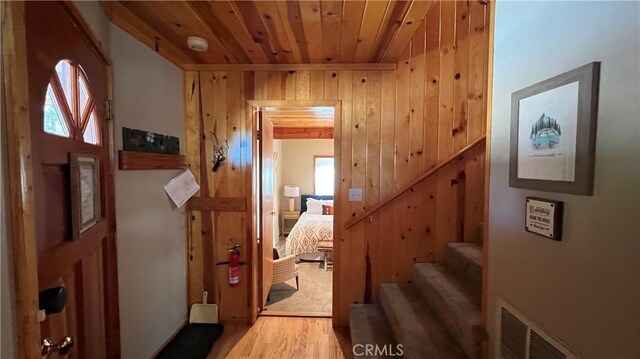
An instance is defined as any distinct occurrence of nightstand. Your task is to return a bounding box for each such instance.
[282,211,300,235]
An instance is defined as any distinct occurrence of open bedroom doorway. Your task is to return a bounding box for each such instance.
[253,102,337,318]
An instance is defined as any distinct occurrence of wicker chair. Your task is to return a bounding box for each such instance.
[273,255,299,290]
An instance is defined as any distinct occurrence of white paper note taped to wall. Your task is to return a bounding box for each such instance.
[164,169,200,208]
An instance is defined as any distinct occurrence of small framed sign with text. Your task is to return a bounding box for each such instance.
[525,197,563,241]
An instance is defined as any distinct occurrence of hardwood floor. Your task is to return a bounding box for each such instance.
[208,317,352,359]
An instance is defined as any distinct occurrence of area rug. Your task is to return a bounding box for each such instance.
[265,261,333,314]
[156,323,224,359]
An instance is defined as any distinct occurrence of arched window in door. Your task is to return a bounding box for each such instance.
[44,60,101,145]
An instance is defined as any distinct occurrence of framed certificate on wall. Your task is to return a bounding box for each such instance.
[70,153,101,239]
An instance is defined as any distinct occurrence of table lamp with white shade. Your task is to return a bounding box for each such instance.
[284,185,300,212]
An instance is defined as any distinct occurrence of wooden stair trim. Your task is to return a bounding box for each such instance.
[344,136,486,229]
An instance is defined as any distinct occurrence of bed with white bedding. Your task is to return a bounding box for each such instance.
[285,212,333,257]
[285,195,333,259]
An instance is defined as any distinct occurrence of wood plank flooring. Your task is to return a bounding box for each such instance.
[208,317,352,359]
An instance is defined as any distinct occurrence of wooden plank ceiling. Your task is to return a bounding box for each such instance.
[101,0,435,67]
[265,106,335,139]
[264,106,334,128]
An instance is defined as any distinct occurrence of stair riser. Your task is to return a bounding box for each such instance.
[348,304,399,359]
[444,245,482,293]
[380,284,466,359]
[412,268,481,359]
[380,290,420,359]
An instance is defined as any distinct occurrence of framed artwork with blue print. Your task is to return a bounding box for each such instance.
[509,62,600,195]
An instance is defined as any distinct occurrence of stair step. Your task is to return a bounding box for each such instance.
[349,304,400,358]
[412,264,481,359]
[379,283,467,359]
[444,242,483,294]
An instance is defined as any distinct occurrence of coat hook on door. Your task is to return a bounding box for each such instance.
[210,131,229,172]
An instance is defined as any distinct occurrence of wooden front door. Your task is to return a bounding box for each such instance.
[260,113,275,308]
[24,2,118,357]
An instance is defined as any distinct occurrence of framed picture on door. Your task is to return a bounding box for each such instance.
[70,153,101,239]
[509,62,600,195]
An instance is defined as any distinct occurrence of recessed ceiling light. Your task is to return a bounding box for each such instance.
[187,36,208,52]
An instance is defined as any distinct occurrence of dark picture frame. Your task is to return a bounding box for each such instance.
[510,62,600,195]
[525,197,563,241]
[70,153,101,239]
[122,127,180,154]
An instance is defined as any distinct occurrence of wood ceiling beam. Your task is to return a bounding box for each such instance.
[270,120,335,129]
[249,100,339,108]
[182,63,396,71]
[266,112,334,118]
[101,1,196,66]
[273,127,334,139]
[266,113,334,119]
[377,0,436,62]
[265,110,335,128]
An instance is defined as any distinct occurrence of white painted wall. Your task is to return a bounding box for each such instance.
[488,2,640,358]
[59,4,187,357]
[110,25,186,359]
[279,139,334,211]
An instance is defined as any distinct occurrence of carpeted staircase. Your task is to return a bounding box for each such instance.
[350,242,484,358]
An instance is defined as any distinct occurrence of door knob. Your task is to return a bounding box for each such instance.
[42,336,74,356]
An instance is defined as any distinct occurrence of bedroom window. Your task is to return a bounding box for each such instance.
[44,60,101,145]
[314,156,334,195]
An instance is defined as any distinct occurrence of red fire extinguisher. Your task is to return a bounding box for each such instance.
[228,245,240,287]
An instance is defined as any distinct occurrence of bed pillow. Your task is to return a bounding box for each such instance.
[322,205,334,215]
[306,199,323,214]
[306,198,333,214]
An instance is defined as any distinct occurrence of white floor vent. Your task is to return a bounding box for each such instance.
[497,299,577,359]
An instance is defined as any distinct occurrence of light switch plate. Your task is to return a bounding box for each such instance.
[349,188,363,202]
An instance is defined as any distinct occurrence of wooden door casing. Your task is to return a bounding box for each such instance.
[259,114,275,309]
[24,2,118,358]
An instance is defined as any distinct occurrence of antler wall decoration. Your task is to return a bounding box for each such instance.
[210,131,229,172]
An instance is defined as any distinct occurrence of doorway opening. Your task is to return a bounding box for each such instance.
[253,102,338,318]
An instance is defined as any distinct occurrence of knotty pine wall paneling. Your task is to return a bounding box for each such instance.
[340,0,489,324]
[185,70,252,324]
[184,0,489,326]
